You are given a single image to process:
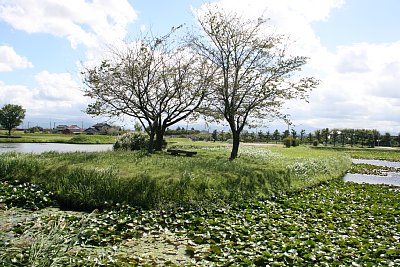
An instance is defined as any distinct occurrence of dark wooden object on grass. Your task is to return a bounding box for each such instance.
[167,149,197,157]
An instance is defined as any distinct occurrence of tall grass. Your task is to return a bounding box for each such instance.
[0,212,97,266]
[0,152,42,182]
[0,145,351,210]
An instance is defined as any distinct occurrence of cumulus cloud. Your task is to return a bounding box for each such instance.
[0,0,137,49]
[0,70,89,119]
[34,71,83,101]
[298,41,400,132]
[0,0,138,123]
[0,81,32,106]
[197,0,344,57]
[0,45,33,72]
[196,0,400,133]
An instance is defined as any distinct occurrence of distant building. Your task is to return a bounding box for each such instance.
[62,125,82,134]
[84,127,99,134]
[54,125,68,133]
[92,123,112,131]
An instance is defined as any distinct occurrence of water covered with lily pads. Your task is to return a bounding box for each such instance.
[2,179,399,266]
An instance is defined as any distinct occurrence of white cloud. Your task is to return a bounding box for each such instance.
[0,45,33,72]
[0,1,140,126]
[197,0,400,133]
[296,41,400,133]
[0,70,89,119]
[0,81,32,106]
[198,0,344,57]
[34,71,83,102]
[336,49,370,73]
[0,0,137,49]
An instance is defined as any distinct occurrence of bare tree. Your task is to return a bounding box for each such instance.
[83,29,213,152]
[188,6,319,159]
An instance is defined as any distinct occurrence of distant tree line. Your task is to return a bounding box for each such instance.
[165,126,201,136]
[313,128,400,147]
[200,128,400,147]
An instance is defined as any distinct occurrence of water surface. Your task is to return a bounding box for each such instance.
[345,158,400,186]
[352,158,400,168]
[343,173,400,187]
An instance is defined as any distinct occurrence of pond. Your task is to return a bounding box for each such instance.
[351,158,400,168]
[0,143,113,154]
[344,173,400,187]
[344,158,400,187]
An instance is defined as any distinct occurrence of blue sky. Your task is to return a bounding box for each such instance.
[0,0,399,134]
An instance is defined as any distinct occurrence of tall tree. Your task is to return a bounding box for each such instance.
[258,130,265,142]
[332,130,339,146]
[0,104,26,136]
[300,129,306,143]
[189,6,318,159]
[397,133,400,147]
[307,132,313,144]
[346,129,355,147]
[211,129,218,141]
[282,130,290,139]
[321,128,329,145]
[291,129,297,139]
[83,29,214,151]
[272,129,280,144]
[265,131,271,143]
[314,129,321,144]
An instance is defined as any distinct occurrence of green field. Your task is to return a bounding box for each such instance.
[0,140,399,266]
[0,131,116,144]
[312,146,400,161]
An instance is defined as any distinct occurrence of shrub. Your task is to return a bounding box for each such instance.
[283,137,301,148]
[113,132,150,151]
[313,140,319,146]
[292,138,300,147]
[283,137,292,147]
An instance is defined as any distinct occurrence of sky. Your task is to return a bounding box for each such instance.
[0,0,399,134]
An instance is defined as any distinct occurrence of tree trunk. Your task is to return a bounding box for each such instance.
[8,128,11,136]
[148,130,155,153]
[154,127,166,151]
[230,130,240,160]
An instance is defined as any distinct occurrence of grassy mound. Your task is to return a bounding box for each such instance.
[0,142,350,210]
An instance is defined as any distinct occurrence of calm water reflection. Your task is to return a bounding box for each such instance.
[343,173,400,187]
[352,158,400,168]
[345,158,400,187]
[0,143,112,154]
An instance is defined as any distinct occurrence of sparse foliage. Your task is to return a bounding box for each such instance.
[83,28,214,152]
[188,6,319,159]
